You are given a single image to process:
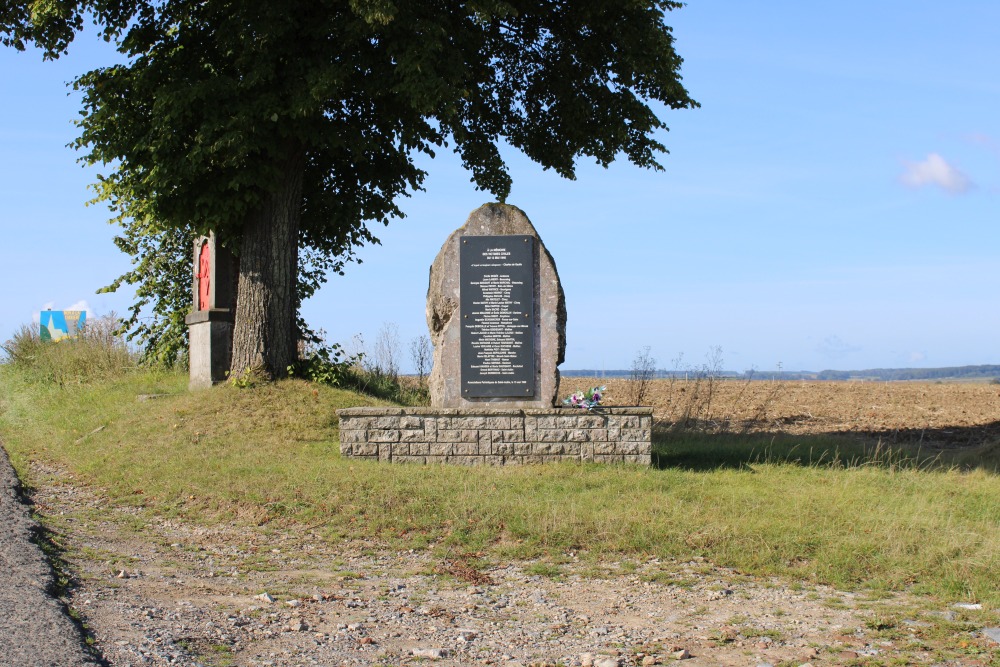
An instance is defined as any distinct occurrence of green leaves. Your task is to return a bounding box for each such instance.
[0,0,83,56]
[349,0,398,26]
[8,0,698,230]
[5,0,697,367]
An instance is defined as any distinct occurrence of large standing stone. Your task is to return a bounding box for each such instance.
[427,204,566,407]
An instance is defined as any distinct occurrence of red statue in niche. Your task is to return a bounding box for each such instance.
[197,241,211,310]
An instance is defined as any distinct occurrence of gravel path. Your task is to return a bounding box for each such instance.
[4,455,999,667]
[22,462,1000,667]
[0,443,102,667]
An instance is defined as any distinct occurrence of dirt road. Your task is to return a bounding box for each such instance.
[21,461,1000,667]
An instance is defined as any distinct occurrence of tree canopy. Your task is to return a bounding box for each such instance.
[3,0,698,377]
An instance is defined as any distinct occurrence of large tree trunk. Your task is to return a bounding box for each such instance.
[230,147,306,380]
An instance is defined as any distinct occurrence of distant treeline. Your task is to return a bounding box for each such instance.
[563,365,1000,382]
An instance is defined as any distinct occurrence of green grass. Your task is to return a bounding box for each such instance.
[1,356,999,606]
[2,319,137,386]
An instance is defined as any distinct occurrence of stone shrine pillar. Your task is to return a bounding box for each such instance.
[184,233,235,389]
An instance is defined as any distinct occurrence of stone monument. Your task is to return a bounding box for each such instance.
[337,204,652,465]
[426,203,566,407]
[184,233,235,389]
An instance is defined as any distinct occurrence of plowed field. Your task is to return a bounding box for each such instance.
[572,377,1000,448]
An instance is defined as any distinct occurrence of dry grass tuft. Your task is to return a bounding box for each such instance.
[2,315,137,385]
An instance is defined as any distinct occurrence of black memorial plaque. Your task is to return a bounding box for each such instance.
[460,235,535,397]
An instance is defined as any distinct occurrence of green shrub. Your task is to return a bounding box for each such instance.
[287,341,358,387]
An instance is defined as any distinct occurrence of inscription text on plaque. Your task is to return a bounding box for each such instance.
[460,235,535,397]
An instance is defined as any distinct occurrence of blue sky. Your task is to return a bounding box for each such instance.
[1,1,998,373]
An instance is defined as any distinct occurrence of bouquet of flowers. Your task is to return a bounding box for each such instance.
[562,385,606,410]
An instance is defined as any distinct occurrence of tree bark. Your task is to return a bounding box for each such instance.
[230,147,306,380]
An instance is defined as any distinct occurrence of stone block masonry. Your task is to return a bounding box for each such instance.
[336,407,652,465]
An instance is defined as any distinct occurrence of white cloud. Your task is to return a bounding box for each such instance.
[65,300,92,313]
[32,302,55,324]
[899,153,973,194]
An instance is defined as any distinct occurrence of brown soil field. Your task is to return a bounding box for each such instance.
[570,378,1000,450]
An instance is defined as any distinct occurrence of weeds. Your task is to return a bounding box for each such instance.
[2,315,137,385]
[337,326,429,405]
[625,346,656,405]
[626,347,786,436]
[346,368,428,406]
[371,322,401,382]
[289,328,428,405]
[288,340,358,387]
[410,335,432,388]
[228,366,271,389]
[524,562,562,579]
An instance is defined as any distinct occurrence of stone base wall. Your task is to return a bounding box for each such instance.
[336,407,652,465]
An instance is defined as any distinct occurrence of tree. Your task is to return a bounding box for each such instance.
[3,0,698,379]
[96,216,352,367]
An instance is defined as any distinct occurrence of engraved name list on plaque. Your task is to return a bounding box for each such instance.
[459,235,536,397]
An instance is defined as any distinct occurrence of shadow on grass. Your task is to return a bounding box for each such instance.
[653,421,1000,473]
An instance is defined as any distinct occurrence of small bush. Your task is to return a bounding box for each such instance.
[2,324,45,366]
[288,341,358,387]
[2,314,137,385]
